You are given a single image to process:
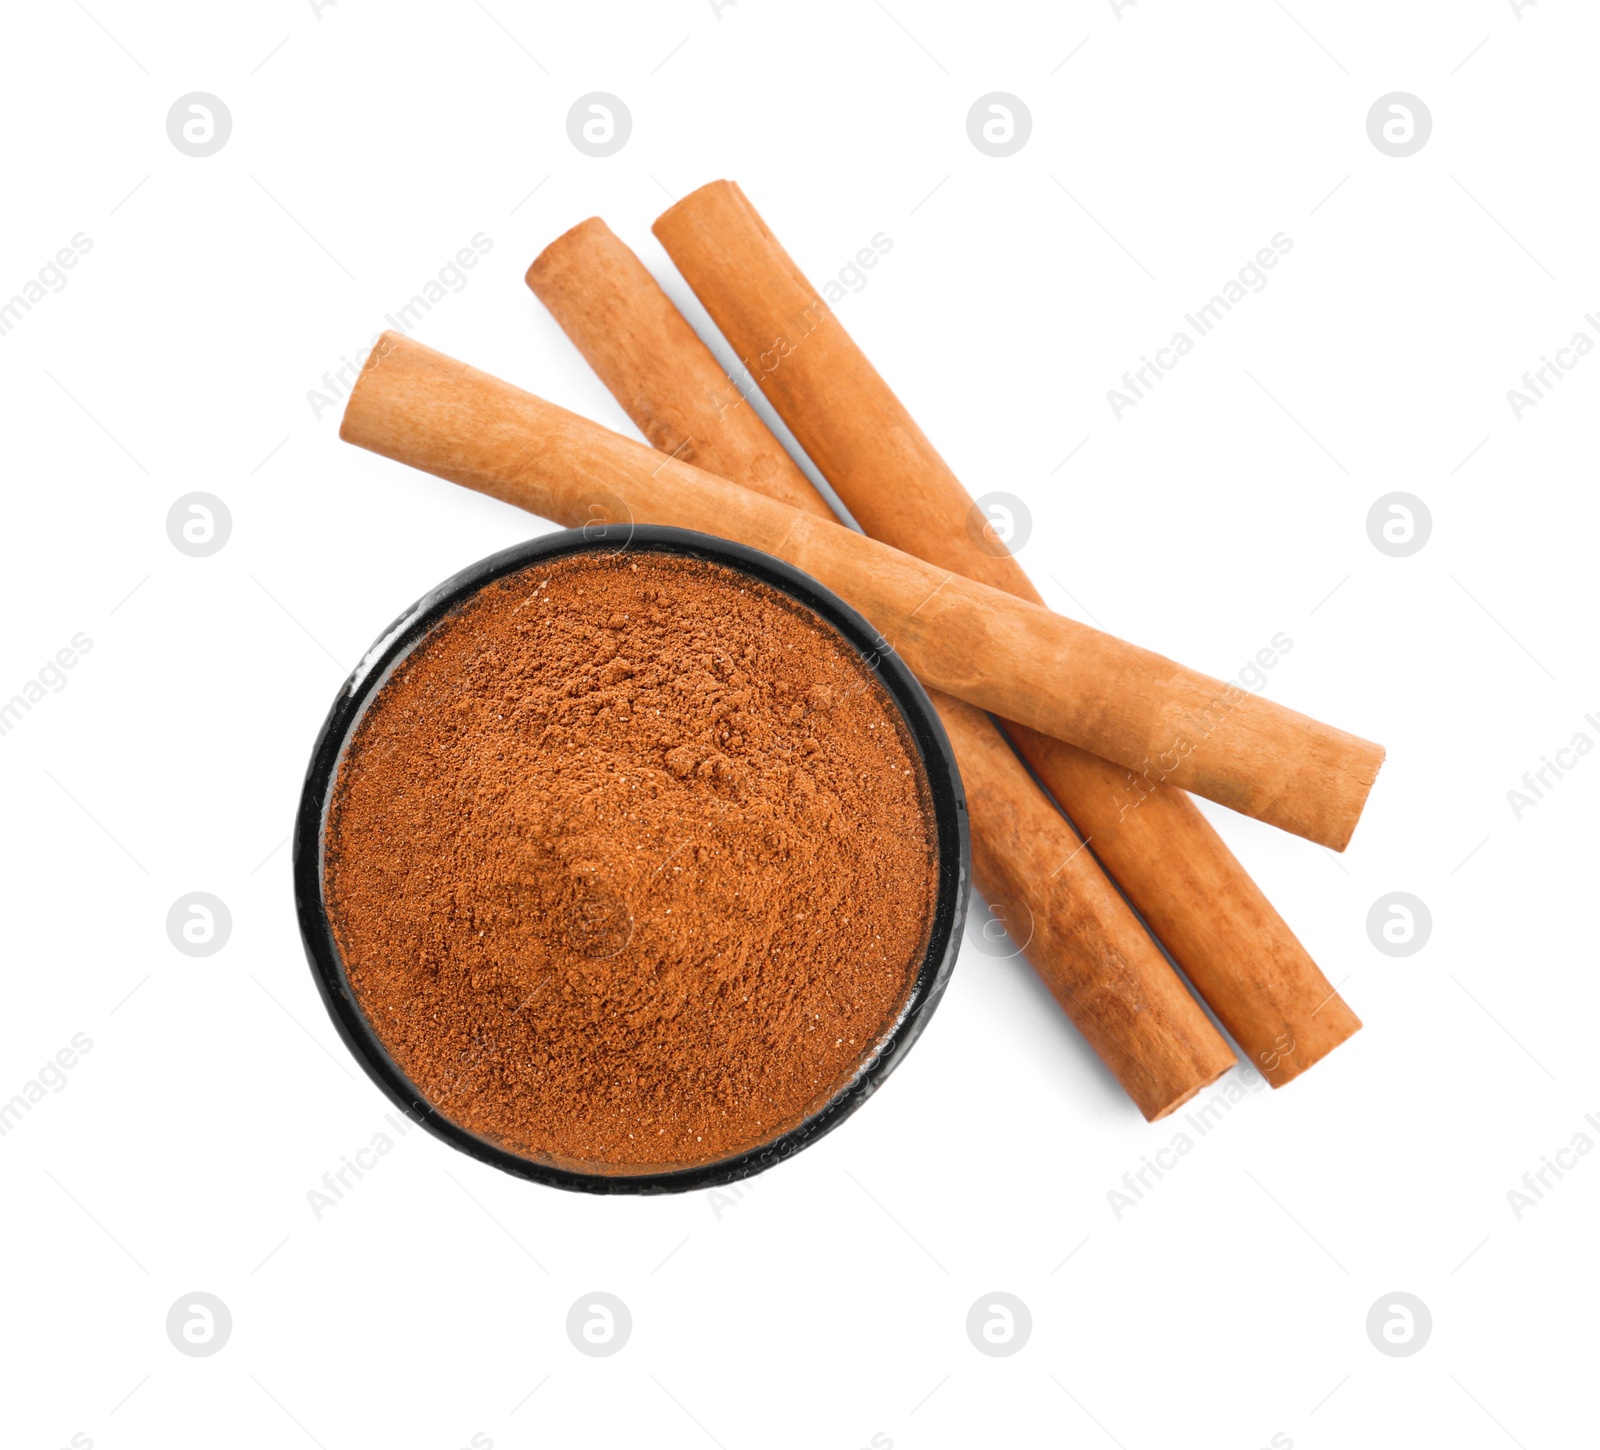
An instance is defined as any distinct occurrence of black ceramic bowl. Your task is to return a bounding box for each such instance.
[293,525,969,1194]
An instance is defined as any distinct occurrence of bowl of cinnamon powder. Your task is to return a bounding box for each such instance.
[293,525,968,1193]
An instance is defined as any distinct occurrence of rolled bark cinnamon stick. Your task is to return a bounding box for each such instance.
[652,181,1365,1084]
[340,331,1380,850]
[529,217,1237,1118]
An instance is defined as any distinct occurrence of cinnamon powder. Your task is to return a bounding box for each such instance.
[324,549,938,1173]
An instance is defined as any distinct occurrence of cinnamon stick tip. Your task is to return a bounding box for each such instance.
[525,216,613,292]
[1328,741,1387,853]
[651,178,742,239]
[1263,1012,1362,1089]
[1145,1055,1236,1122]
[337,330,410,445]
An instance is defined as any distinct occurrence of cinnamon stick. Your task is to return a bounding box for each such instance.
[340,331,1381,851]
[652,181,1365,1084]
[528,217,1238,1118]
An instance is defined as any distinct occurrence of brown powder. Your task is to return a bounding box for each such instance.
[324,549,938,1174]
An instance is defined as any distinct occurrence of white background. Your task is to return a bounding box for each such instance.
[2,1,1595,1446]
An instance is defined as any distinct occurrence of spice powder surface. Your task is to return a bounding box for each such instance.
[324,550,939,1174]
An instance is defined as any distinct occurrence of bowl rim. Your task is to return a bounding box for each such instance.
[291,524,970,1195]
